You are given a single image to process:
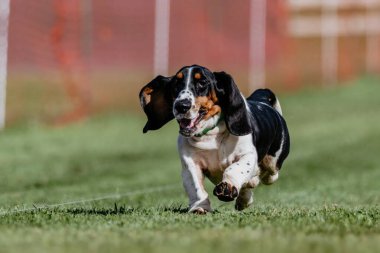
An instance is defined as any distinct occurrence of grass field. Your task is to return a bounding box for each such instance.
[0,78,379,253]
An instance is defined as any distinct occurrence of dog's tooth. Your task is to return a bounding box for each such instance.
[189,118,197,128]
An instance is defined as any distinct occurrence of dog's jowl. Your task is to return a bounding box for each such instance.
[139,65,290,214]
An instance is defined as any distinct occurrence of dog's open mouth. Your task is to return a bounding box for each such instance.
[178,109,207,137]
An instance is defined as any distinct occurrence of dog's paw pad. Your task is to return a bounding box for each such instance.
[213,182,238,202]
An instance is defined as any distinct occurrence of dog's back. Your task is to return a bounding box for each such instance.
[247,88,283,115]
[246,89,290,171]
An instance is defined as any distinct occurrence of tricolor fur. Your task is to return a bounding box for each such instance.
[139,65,290,213]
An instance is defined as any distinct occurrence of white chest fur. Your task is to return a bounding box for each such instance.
[177,126,256,185]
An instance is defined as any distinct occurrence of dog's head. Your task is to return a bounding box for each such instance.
[139,65,252,137]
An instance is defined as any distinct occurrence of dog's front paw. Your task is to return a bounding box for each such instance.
[213,182,238,202]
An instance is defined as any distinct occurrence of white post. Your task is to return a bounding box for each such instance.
[0,0,10,129]
[365,0,379,73]
[321,0,338,85]
[154,0,170,76]
[81,0,93,56]
[249,0,267,91]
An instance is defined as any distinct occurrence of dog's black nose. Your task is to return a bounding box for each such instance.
[175,99,192,114]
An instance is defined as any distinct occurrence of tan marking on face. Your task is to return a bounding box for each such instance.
[195,96,209,108]
[194,73,201,80]
[195,94,221,121]
[142,87,154,105]
[176,72,183,79]
[203,105,221,120]
[210,88,218,103]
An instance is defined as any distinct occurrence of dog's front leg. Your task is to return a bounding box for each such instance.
[180,157,211,214]
[213,153,258,202]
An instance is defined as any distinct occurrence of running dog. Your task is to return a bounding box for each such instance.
[139,65,290,214]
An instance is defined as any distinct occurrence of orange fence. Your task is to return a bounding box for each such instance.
[5,0,380,124]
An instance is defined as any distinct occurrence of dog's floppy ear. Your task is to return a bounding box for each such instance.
[213,71,253,136]
[139,75,174,133]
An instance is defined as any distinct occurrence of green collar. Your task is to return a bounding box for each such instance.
[194,114,223,138]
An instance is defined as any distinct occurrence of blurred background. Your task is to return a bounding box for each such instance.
[2,0,380,126]
[0,2,379,249]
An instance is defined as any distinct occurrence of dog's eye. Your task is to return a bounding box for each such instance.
[197,81,206,90]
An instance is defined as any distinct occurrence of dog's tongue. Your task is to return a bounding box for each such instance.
[180,118,196,129]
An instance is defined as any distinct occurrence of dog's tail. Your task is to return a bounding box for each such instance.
[247,89,283,116]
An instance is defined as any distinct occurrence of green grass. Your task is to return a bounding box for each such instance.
[0,77,379,253]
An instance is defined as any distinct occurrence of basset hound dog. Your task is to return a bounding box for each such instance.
[139,65,290,214]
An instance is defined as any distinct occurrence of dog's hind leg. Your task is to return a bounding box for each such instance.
[235,187,253,211]
[259,155,280,185]
[260,124,290,185]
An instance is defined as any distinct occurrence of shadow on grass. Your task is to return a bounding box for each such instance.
[160,205,189,214]
[64,204,135,216]
[62,203,189,216]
